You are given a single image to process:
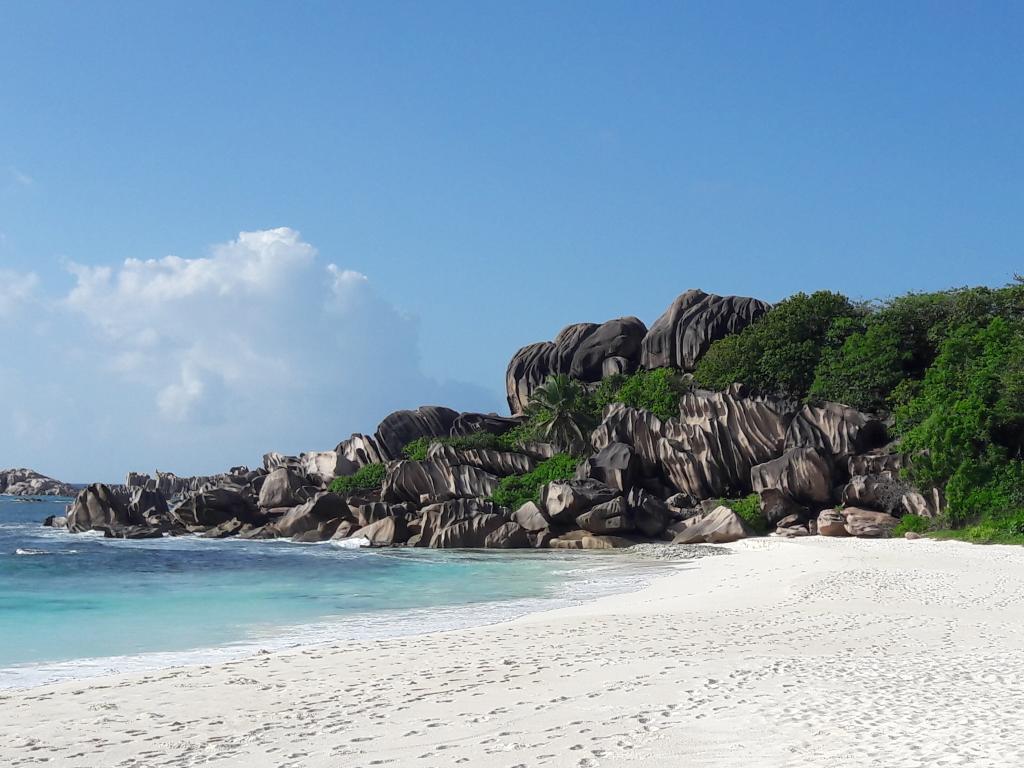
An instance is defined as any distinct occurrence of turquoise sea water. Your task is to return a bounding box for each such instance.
[0,495,663,688]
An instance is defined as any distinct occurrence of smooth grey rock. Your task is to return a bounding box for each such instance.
[513,501,549,532]
[67,484,136,532]
[505,318,648,415]
[640,289,769,371]
[428,443,535,478]
[349,516,408,546]
[258,468,312,510]
[785,403,888,458]
[817,508,849,536]
[0,468,76,497]
[171,487,261,529]
[274,492,350,538]
[541,479,617,524]
[578,442,639,492]
[751,448,833,506]
[430,514,527,548]
[373,406,460,460]
[549,530,636,549]
[576,496,633,534]
[671,505,753,544]
[569,316,647,381]
[843,508,899,538]
[382,460,500,504]
[626,488,671,537]
[759,488,808,527]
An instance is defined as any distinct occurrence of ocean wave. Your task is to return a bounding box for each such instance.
[13,547,78,556]
[0,550,678,690]
[330,537,371,550]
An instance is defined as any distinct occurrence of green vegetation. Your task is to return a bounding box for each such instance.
[895,315,1024,540]
[401,430,519,462]
[891,514,931,537]
[489,453,579,510]
[590,368,689,420]
[694,291,862,399]
[717,494,768,535]
[523,374,598,454]
[328,462,387,495]
[692,278,1024,544]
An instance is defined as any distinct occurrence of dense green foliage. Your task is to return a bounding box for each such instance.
[895,315,1024,536]
[328,463,387,495]
[401,430,517,461]
[691,279,1024,542]
[524,374,598,453]
[590,368,689,420]
[694,291,862,398]
[718,494,768,535]
[891,514,932,537]
[489,453,579,510]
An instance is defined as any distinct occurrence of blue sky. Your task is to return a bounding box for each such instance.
[1,1,1021,481]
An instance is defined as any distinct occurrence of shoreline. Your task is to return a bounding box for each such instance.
[5,536,1024,767]
[0,545,702,691]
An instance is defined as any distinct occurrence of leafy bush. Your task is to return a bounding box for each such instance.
[495,422,538,451]
[524,375,598,453]
[809,322,910,410]
[402,430,529,461]
[328,463,387,495]
[401,437,432,461]
[694,291,863,398]
[891,514,931,537]
[590,368,689,420]
[718,494,768,535]
[489,453,579,510]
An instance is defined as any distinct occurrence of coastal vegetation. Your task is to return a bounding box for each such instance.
[693,280,1024,544]
[44,280,1024,548]
[489,453,579,510]
[717,494,768,535]
[328,463,386,495]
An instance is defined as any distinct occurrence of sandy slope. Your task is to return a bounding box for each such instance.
[3,537,1024,768]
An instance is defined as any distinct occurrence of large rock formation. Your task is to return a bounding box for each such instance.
[784,403,888,459]
[591,387,791,503]
[0,468,76,497]
[66,483,137,532]
[373,406,460,459]
[381,460,500,504]
[640,290,770,371]
[671,505,752,544]
[47,286,937,549]
[171,486,261,529]
[750,448,833,507]
[505,317,648,415]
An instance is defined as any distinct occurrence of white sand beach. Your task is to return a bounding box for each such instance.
[3,537,1024,768]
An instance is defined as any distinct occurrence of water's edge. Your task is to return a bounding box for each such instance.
[0,547,706,691]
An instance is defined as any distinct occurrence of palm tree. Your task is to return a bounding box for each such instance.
[525,374,597,454]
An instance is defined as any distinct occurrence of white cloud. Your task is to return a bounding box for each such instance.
[10,168,34,187]
[0,269,38,316]
[0,229,502,480]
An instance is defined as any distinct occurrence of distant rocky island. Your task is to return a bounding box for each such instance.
[21,286,972,550]
[0,468,77,497]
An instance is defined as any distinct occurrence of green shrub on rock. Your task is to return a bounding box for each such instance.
[591,368,689,420]
[694,291,863,399]
[718,494,768,535]
[489,453,579,510]
[891,514,931,537]
[328,463,387,495]
[402,430,530,462]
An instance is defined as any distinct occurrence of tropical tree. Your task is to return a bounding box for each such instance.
[524,374,597,454]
